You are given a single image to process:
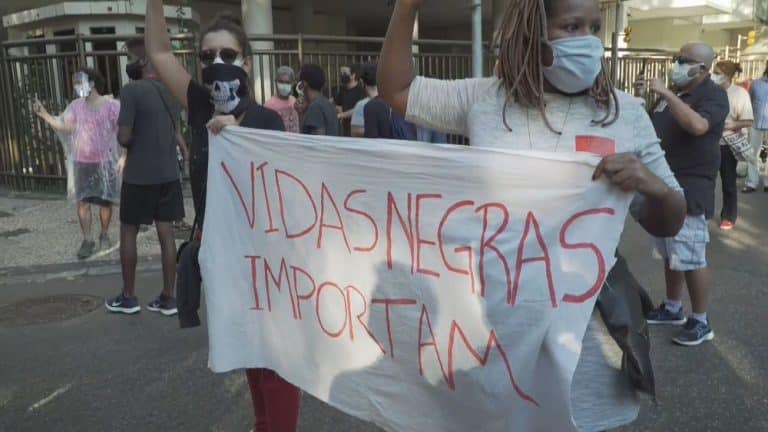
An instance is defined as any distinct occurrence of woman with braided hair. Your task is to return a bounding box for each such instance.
[380,0,686,429]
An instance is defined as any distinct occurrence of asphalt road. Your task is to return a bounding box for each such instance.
[1,187,767,432]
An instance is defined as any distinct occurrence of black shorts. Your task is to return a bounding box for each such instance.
[75,161,118,205]
[120,180,185,226]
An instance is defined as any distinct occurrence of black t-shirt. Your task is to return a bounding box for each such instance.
[118,79,181,185]
[187,80,285,223]
[650,78,729,219]
[336,83,367,136]
[363,97,394,139]
[301,96,339,136]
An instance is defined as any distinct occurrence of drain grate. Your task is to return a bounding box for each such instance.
[0,294,102,327]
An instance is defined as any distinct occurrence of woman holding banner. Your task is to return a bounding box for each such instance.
[144,2,300,431]
[379,0,686,430]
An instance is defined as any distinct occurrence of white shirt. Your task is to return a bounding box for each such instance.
[406,76,681,431]
[723,83,754,140]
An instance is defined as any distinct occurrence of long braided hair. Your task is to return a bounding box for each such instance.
[494,0,619,133]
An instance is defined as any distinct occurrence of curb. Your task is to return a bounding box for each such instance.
[0,256,163,285]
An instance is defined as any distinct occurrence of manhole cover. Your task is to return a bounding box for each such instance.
[0,294,102,327]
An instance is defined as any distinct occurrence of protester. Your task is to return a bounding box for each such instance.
[379,0,686,430]
[712,61,753,230]
[643,43,728,347]
[264,66,300,133]
[104,37,185,315]
[298,64,339,136]
[351,63,378,137]
[361,62,397,139]
[145,3,300,430]
[335,64,367,136]
[746,61,768,192]
[34,68,121,260]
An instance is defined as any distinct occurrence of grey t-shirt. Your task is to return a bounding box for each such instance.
[406,76,682,431]
[302,96,339,136]
[118,79,180,185]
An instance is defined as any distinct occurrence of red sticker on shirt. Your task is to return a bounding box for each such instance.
[575,135,616,156]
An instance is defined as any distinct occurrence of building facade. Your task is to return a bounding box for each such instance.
[2,0,766,51]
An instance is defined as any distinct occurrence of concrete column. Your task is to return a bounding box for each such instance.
[412,11,419,54]
[471,0,482,77]
[242,0,274,102]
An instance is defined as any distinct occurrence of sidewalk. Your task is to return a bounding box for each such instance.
[0,190,194,271]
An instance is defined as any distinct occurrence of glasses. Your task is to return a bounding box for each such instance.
[673,55,701,66]
[198,48,241,66]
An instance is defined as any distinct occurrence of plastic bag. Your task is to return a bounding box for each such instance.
[54,97,121,203]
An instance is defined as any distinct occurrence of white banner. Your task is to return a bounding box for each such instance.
[200,128,632,432]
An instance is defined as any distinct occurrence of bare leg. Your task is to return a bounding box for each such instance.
[99,204,113,236]
[685,267,711,315]
[156,221,177,297]
[78,202,92,240]
[121,224,139,298]
[664,262,686,302]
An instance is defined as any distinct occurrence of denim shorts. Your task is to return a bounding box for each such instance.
[655,214,709,271]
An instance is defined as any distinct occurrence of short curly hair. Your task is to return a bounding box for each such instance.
[299,64,325,91]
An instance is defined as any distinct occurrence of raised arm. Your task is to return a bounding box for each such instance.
[34,101,73,132]
[378,0,420,115]
[650,79,712,137]
[145,0,191,109]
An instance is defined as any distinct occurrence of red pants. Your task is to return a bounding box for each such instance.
[245,368,301,432]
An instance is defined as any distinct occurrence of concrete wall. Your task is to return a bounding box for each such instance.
[629,18,731,51]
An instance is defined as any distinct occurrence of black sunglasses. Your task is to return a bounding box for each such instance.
[672,55,702,66]
[198,48,242,66]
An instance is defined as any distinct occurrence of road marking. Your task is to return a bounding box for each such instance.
[27,383,72,413]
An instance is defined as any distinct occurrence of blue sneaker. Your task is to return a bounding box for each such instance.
[147,295,178,316]
[646,303,686,325]
[673,318,715,346]
[105,294,141,314]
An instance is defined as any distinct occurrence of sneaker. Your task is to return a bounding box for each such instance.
[147,295,178,316]
[719,221,734,230]
[77,240,96,260]
[105,294,141,314]
[99,233,112,251]
[646,303,686,325]
[673,317,715,346]
[741,186,757,193]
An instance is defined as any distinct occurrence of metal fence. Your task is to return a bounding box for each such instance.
[1,33,766,193]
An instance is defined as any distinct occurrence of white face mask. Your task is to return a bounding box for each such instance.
[276,83,293,97]
[711,73,726,86]
[670,62,703,88]
[543,35,604,94]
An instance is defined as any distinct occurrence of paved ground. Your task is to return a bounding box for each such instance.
[1,186,767,431]
[0,191,194,268]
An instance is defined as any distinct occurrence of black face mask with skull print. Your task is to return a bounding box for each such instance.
[202,63,250,117]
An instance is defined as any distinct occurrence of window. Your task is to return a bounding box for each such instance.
[26,29,46,55]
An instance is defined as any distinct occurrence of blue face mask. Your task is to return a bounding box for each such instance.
[543,35,604,94]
